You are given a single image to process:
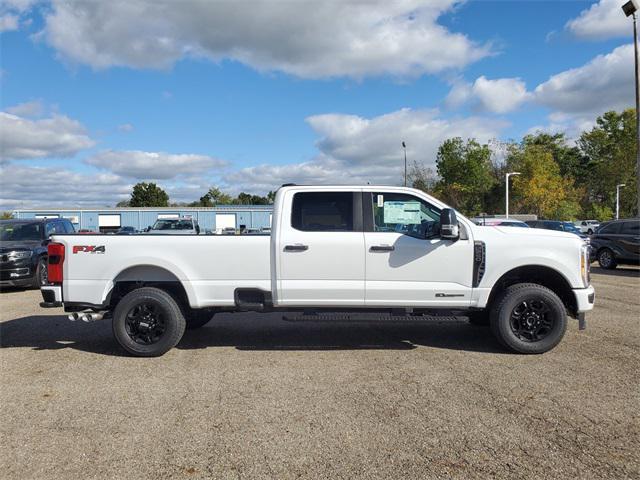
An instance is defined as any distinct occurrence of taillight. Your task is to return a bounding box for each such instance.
[47,243,65,284]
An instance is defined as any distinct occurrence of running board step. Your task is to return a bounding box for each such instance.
[282,312,465,323]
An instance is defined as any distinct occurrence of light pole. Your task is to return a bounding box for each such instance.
[616,183,626,219]
[622,1,640,216]
[402,141,407,187]
[505,172,521,219]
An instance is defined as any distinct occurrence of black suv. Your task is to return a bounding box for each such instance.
[590,219,640,269]
[525,220,588,240]
[0,218,75,288]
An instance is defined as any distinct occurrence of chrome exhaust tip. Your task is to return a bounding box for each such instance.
[68,312,80,321]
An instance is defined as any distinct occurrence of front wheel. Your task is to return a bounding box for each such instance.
[31,257,48,289]
[112,287,186,357]
[490,283,567,354]
[597,248,617,269]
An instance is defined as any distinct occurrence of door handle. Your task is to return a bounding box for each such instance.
[284,244,309,252]
[370,245,395,252]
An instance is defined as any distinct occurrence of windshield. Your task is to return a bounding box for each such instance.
[562,222,580,233]
[151,220,194,230]
[0,222,43,241]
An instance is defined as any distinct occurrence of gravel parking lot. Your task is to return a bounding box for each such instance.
[1,267,638,479]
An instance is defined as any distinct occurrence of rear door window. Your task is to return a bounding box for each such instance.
[597,222,621,234]
[621,220,640,235]
[291,192,354,232]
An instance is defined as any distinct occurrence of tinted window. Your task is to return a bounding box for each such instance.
[291,192,353,232]
[370,192,440,239]
[597,222,620,234]
[0,222,43,241]
[63,221,75,233]
[621,220,640,235]
[543,221,563,231]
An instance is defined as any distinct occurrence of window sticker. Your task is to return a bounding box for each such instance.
[383,201,422,224]
[377,194,384,208]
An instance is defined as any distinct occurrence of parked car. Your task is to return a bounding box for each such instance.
[0,218,75,288]
[220,227,237,235]
[40,185,594,357]
[473,218,530,228]
[575,220,600,235]
[148,217,200,235]
[589,219,640,269]
[115,226,137,235]
[526,220,588,241]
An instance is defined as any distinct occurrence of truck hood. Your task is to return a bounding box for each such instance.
[0,240,43,252]
[493,226,578,240]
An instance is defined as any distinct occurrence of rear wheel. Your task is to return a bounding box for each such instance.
[112,287,186,357]
[490,283,567,354]
[597,248,617,269]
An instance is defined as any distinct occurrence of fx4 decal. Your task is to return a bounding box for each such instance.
[72,245,106,254]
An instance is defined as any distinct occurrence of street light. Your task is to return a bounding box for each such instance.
[622,0,640,216]
[505,172,521,219]
[402,141,407,187]
[616,183,627,219]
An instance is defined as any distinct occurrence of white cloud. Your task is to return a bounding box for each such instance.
[85,150,229,180]
[0,110,95,161]
[566,0,630,40]
[534,44,634,115]
[41,0,491,78]
[446,76,531,113]
[0,13,18,31]
[530,44,634,138]
[0,0,36,32]
[224,108,508,193]
[0,163,132,209]
[5,99,44,117]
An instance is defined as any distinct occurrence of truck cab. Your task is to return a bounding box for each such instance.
[40,185,595,357]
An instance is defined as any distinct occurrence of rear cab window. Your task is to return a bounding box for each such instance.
[291,192,355,232]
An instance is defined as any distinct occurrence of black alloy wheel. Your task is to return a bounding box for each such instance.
[125,302,167,345]
[509,299,554,342]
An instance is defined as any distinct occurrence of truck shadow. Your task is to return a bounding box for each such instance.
[0,312,505,356]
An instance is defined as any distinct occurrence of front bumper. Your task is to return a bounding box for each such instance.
[573,284,595,313]
[0,266,34,286]
[40,285,63,308]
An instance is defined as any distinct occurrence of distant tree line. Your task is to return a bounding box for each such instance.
[117,184,276,208]
[116,108,637,221]
[409,108,638,220]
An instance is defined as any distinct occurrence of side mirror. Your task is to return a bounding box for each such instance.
[440,208,459,240]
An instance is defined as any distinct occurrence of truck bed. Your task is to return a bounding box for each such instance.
[52,234,271,308]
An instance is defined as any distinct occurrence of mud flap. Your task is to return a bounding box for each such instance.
[577,312,586,330]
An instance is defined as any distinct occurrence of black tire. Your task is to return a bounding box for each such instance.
[587,229,593,235]
[490,283,567,354]
[468,310,490,327]
[185,309,213,330]
[112,287,186,357]
[31,257,48,289]
[597,248,617,270]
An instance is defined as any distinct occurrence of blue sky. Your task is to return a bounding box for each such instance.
[0,0,635,208]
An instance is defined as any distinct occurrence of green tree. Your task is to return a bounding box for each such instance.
[407,161,437,194]
[1,211,14,219]
[198,187,233,206]
[577,109,637,219]
[508,144,580,219]
[434,137,496,215]
[129,182,169,207]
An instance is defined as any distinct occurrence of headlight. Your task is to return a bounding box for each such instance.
[8,251,32,259]
[580,244,590,287]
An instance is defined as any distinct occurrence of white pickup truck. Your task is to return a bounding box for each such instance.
[40,185,594,357]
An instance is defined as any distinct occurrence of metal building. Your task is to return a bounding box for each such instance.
[12,205,273,233]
